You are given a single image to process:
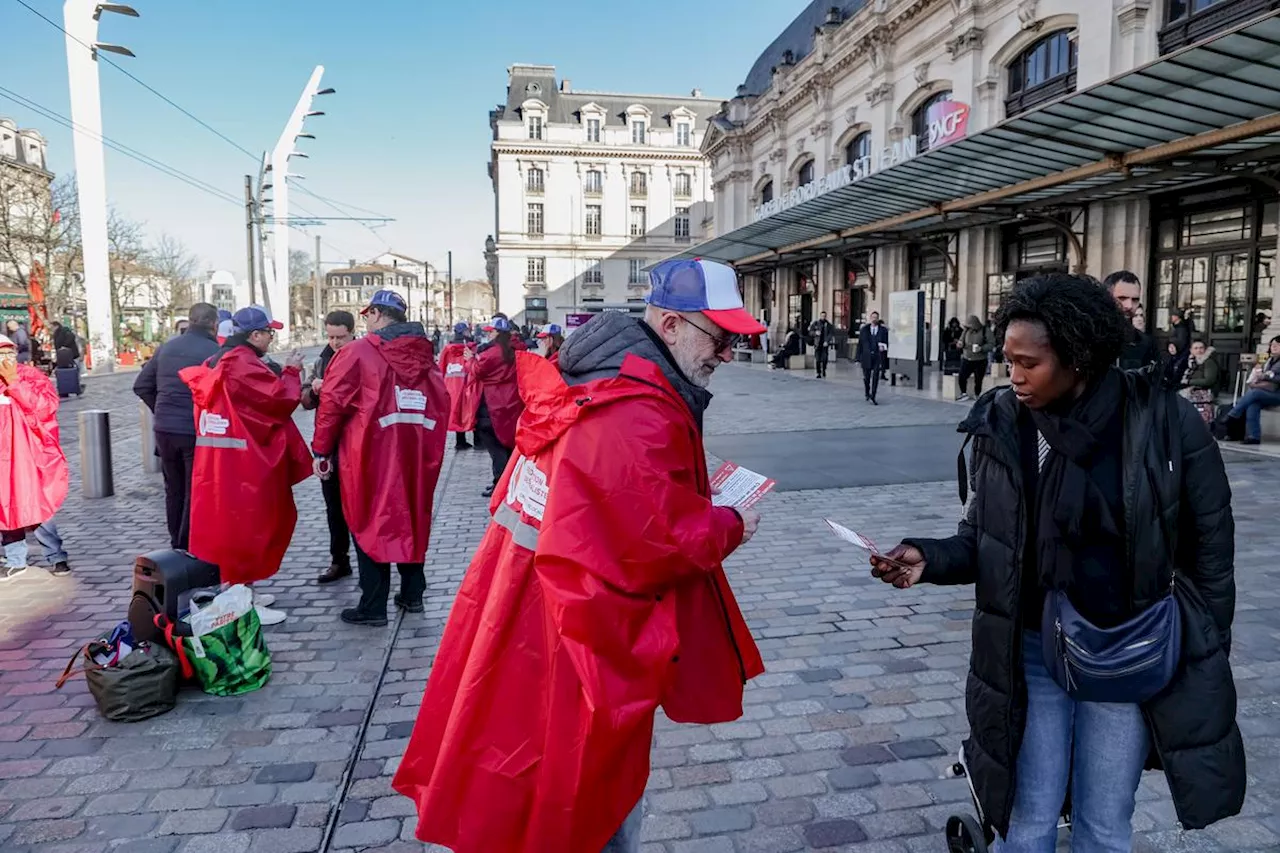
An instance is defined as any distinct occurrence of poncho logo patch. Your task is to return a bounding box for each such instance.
[395,386,427,411]
[507,455,549,521]
[445,363,464,377]
[199,410,230,435]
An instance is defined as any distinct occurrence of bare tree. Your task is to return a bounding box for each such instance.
[0,170,79,326]
[107,209,146,350]
[148,233,200,330]
[288,248,314,329]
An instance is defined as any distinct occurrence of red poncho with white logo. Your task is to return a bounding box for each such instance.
[180,346,311,584]
[393,352,763,853]
[438,341,479,432]
[0,365,68,530]
[312,330,448,563]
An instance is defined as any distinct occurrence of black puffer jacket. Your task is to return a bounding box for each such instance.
[906,368,1243,837]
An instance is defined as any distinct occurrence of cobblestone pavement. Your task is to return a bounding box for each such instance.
[1,363,1278,853]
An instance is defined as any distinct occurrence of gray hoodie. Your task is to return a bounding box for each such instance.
[557,311,712,430]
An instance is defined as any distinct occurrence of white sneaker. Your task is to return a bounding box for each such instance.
[253,592,276,608]
[255,605,287,626]
[0,565,26,582]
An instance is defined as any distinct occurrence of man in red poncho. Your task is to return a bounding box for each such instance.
[438,321,478,451]
[181,306,311,625]
[0,335,68,582]
[312,290,448,627]
[394,258,767,852]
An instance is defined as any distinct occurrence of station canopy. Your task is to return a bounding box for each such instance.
[679,12,1280,272]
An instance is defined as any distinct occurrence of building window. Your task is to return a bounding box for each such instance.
[674,173,692,198]
[760,181,774,204]
[986,273,1016,322]
[1160,0,1251,54]
[528,115,544,141]
[912,90,954,153]
[631,120,647,145]
[629,206,647,237]
[845,132,871,166]
[584,261,603,284]
[527,257,546,283]
[586,118,601,143]
[527,203,544,237]
[526,166,544,193]
[584,169,603,195]
[797,159,815,187]
[1006,30,1078,116]
[630,171,647,197]
[675,207,691,240]
[676,123,691,147]
[585,205,602,237]
[629,259,646,284]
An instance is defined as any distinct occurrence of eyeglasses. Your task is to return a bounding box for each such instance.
[683,317,739,353]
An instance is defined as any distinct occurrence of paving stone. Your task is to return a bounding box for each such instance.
[253,763,315,784]
[886,738,946,760]
[332,818,401,848]
[181,835,251,853]
[230,804,297,830]
[688,807,753,835]
[156,808,229,835]
[671,837,737,853]
[245,828,324,853]
[840,743,896,766]
[828,765,881,790]
[755,798,814,827]
[803,819,868,848]
[735,827,805,853]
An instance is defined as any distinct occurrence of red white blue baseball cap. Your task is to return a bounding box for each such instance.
[232,304,283,332]
[647,258,765,335]
[361,289,407,316]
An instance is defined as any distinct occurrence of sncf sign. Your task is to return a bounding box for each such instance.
[926,99,970,149]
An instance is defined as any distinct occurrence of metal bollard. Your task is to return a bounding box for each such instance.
[138,402,161,474]
[79,410,114,498]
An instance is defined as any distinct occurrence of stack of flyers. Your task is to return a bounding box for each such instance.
[710,462,776,509]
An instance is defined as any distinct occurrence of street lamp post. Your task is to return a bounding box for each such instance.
[267,66,331,345]
[63,0,138,374]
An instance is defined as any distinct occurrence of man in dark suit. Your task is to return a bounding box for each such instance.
[855,311,889,405]
[809,312,833,379]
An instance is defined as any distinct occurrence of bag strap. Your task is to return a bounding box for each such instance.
[54,644,92,690]
[956,434,974,505]
[154,614,194,680]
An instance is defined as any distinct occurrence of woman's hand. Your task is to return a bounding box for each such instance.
[870,543,926,589]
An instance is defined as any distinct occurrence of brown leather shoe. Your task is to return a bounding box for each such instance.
[317,562,352,584]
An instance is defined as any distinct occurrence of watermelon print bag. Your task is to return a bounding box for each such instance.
[163,584,272,696]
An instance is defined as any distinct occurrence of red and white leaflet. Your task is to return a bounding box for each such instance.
[824,519,883,554]
[711,462,776,510]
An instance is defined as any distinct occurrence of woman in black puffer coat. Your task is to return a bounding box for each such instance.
[870,274,1243,850]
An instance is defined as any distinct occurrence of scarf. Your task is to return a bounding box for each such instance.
[1029,369,1125,591]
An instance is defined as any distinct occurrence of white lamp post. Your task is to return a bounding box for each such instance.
[63,0,137,373]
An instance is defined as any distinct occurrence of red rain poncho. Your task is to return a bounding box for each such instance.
[472,343,523,448]
[438,341,479,433]
[0,364,67,530]
[394,352,763,853]
[181,346,311,584]
[311,328,448,563]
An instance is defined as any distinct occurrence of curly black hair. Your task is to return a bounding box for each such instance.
[993,273,1129,378]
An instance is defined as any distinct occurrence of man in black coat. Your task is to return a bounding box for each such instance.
[808,312,833,379]
[301,310,356,583]
[134,302,221,549]
[854,312,889,404]
[1105,270,1159,370]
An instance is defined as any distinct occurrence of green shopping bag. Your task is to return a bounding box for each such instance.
[160,585,271,696]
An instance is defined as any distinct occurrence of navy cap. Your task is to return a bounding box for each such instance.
[361,289,407,315]
[482,316,513,333]
[216,309,233,322]
[232,305,283,333]
[453,322,469,334]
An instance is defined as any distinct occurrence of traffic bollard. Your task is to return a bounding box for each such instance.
[79,410,114,498]
[139,401,161,474]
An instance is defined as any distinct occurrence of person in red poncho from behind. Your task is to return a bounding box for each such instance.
[393,258,767,853]
[0,334,68,582]
[181,306,311,626]
[471,315,525,497]
[311,289,448,627]
[438,322,478,451]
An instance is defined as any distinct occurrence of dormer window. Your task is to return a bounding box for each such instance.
[0,133,14,160]
[625,104,652,146]
[631,120,647,145]
[676,123,691,147]
[587,118,601,143]
[528,115,544,141]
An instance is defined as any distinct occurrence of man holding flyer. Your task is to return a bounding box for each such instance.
[394,257,766,853]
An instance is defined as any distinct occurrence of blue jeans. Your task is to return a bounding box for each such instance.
[601,799,642,853]
[994,632,1148,853]
[2,522,67,567]
[1229,388,1280,440]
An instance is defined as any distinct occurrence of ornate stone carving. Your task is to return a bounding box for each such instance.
[914,62,930,87]
[769,146,787,163]
[844,105,859,125]
[976,76,1000,101]
[759,160,768,176]
[810,121,832,139]
[1017,0,1042,31]
[867,82,894,106]
[827,154,842,171]
[794,137,808,154]
[867,28,891,70]
[946,27,985,58]
[1116,0,1151,36]
[887,123,907,142]
[949,0,977,13]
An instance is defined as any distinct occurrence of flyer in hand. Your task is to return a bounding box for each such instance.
[824,518,908,568]
[711,462,776,510]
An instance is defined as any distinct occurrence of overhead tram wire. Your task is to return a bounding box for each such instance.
[0,85,242,207]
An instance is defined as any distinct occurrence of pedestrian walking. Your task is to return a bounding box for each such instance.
[4,320,31,364]
[133,303,221,550]
[311,290,448,627]
[957,314,992,400]
[472,317,523,497]
[439,322,478,450]
[431,325,442,352]
[1105,271,1159,370]
[809,311,833,378]
[394,257,765,853]
[855,311,889,404]
[869,273,1243,850]
[0,334,68,582]
[536,323,564,360]
[301,310,357,584]
[180,306,311,626]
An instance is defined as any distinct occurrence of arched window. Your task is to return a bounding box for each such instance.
[1006,30,1077,116]
[912,91,953,154]
[760,180,774,204]
[797,159,815,187]
[845,132,871,167]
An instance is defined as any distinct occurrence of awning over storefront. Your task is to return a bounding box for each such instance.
[681,12,1280,270]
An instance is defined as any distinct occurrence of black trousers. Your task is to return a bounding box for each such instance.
[815,345,830,377]
[353,538,425,617]
[155,431,196,550]
[860,360,881,401]
[959,359,985,397]
[454,432,471,448]
[321,467,352,566]
[475,421,514,484]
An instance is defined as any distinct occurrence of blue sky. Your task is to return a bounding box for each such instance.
[0,0,803,281]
